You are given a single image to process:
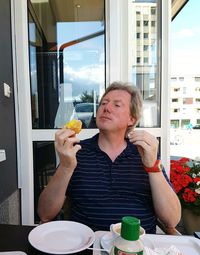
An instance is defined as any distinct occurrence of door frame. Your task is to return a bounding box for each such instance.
[12,0,170,225]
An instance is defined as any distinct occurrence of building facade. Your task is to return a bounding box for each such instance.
[170,75,200,129]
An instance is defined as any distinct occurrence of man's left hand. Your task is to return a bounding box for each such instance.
[128,130,159,167]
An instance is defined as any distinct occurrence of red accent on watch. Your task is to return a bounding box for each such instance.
[144,159,162,173]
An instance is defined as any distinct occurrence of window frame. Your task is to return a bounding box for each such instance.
[12,0,170,225]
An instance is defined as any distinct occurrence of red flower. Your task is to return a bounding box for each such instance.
[182,188,197,203]
[194,177,200,183]
[179,157,190,163]
[170,157,200,215]
[179,174,192,187]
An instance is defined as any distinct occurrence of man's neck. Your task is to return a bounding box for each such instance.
[98,131,127,161]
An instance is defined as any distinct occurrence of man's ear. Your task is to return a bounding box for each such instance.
[128,116,136,127]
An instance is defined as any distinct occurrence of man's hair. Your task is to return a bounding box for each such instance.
[100,81,143,128]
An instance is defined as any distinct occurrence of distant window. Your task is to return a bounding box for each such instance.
[144,33,148,39]
[136,21,140,26]
[171,120,179,128]
[137,57,140,63]
[151,21,156,27]
[196,98,200,103]
[137,33,140,39]
[183,87,187,94]
[136,11,140,15]
[143,45,148,51]
[143,20,149,26]
[179,77,184,81]
[174,108,179,112]
[151,7,156,15]
[183,98,193,104]
[144,57,148,63]
[171,77,177,81]
[174,88,180,92]
[195,77,200,82]
[181,119,190,128]
[195,87,200,92]
[172,98,178,102]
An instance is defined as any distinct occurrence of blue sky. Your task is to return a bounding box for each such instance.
[171,0,200,75]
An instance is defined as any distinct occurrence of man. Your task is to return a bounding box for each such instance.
[38,81,181,233]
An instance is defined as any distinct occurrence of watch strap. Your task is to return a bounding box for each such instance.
[144,159,162,173]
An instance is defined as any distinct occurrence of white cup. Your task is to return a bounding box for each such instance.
[110,222,145,239]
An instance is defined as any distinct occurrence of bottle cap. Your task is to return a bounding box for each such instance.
[121,216,140,241]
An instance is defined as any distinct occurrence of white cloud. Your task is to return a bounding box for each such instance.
[172,27,200,40]
[64,64,104,84]
[170,48,200,75]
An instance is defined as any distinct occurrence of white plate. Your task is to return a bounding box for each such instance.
[0,253,27,255]
[146,234,200,255]
[100,232,154,253]
[28,221,95,254]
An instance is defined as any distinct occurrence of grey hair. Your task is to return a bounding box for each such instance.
[100,81,143,129]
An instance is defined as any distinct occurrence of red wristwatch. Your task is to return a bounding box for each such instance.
[144,159,162,173]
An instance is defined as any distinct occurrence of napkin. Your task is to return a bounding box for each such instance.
[144,245,183,255]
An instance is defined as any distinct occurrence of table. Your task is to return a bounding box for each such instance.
[0,224,91,255]
[1,225,200,255]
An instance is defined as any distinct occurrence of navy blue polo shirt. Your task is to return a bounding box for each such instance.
[67,134,170,233]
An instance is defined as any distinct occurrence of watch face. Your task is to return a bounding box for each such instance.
[158,160,162,170]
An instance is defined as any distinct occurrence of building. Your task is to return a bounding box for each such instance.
[170,75,200,128]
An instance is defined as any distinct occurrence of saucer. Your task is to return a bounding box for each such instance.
[100,232,155,253]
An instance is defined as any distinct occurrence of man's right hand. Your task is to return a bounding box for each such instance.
[55,129,82,173]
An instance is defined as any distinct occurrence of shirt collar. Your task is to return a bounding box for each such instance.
[86,133,138,157]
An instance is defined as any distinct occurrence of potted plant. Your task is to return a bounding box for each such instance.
[170,157,200,234]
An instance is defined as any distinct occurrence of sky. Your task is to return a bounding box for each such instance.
[171,0,200,76]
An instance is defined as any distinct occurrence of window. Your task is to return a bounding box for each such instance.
[195,77,200,82]
[174,88,180,92]
[183,98,193,104]
[144,57,148,64]
[28,0,105,129]
[151,7,156,15]
[183,87,187,94]
[130,1,161,128]
[172,98,178,102]
[181,119,190,128]
[196,98,200,103]
[171,77,177,81]
[179,77,184,81]
[171,120,179,128]
[173,108,180,112]
[151,21,156,27]
[137,21,140,26]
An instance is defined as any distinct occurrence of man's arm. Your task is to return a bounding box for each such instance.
[128,130,181,228]
[37,129,81,222]
[148,171,181,227]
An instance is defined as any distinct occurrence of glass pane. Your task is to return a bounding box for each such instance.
[130,0,161,127]
[28,0,105,129]
[33,141,56,223]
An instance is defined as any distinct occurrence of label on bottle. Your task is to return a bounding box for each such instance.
[114,247,143,255]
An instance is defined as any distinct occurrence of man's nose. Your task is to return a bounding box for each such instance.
[103,102,112,112]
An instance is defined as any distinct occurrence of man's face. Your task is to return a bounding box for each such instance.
[96,89,135,132]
